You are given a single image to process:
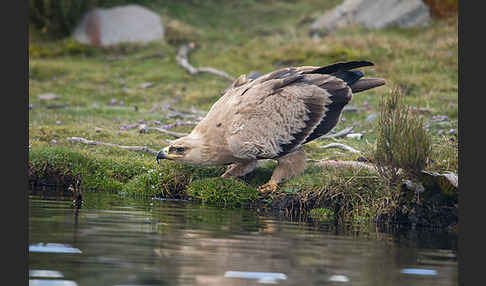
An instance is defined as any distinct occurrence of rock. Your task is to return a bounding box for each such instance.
[345,133,363,140]
[365,113,378,122]
[138,82,154,89]
[138,124,148,134]
[310,0,431,36]
[73,5,164,47]
[38,93,59,101]
[402,180,425,193]
[420,170,458,197]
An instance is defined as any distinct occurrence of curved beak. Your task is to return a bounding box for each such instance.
[156,146,169,163]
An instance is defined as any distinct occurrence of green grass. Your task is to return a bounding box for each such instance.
[29,0,458,227]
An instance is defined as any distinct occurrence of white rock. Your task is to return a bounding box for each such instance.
[346,133,363,140]
[310,0,430,35]
[38,93,59,101]
[73,5,164,47]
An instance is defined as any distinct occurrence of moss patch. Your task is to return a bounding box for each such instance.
[187,177,259,208]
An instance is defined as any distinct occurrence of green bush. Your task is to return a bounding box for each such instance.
[373,89,432,185]
[29,0,100,38]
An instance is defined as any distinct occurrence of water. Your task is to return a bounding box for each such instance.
[29,191,458,286]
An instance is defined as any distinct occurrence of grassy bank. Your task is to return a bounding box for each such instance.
[29,0,458,229]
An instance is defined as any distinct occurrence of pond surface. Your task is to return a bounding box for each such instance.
[29,191,458,286]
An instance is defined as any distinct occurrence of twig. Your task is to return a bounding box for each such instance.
[318,126,354,140]
[167,108,205,120]
[148,127,189,138]
[67,137,158,155]
[176,43,235,81]
[320,142,362,154]
[315,160,377,173]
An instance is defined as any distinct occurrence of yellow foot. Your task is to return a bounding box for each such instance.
[258,180,278,193]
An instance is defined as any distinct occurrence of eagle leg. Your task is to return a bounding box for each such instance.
[221,160,258,178]
[258,148,307,192]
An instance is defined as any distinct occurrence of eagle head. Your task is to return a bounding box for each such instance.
[156,132,218,165]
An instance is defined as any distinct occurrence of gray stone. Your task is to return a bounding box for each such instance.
[310,0,430,36]
[38,93,59,101]
[73,5,164,47]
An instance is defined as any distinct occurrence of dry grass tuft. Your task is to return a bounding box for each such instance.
[373,88,432,185]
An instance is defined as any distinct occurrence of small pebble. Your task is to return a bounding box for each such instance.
[346,133,362,140]
[138,124,148,133]
[138,82,153,89]
[38,93,59,101]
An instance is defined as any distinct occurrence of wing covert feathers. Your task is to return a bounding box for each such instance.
[222,61,383,159]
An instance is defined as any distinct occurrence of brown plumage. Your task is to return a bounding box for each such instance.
[157,61,385,192]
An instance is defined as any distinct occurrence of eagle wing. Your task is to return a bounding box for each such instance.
[224,62,367,160]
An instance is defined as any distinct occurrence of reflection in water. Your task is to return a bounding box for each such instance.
[224,271,287,284]
[29,243,82,254]
[29,280,78,286]
[29,270,64,278]
[400,268,438,275]
[29,191,458,286]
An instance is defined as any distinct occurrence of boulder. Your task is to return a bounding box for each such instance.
[310,0,431,36]
[72,5,164,47]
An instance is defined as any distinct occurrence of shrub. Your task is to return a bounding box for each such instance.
[29,0,100,38]
[373,89,432,185]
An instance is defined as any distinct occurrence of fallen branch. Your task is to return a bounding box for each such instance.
[147,127,189,138]
[318,126,354,140]
[67,137,158,155]
[320,142,362,154]
[167,108,205,121]
[315,160,377,173]
[176,43,235,81]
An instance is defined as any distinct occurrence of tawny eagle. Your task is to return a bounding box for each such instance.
[157,61,385,192]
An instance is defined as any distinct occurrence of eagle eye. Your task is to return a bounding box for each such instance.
[170,146,185,155]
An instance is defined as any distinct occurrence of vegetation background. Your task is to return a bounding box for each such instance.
[28,0,458,229]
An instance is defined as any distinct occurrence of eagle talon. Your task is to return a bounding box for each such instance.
[258,181,278,193]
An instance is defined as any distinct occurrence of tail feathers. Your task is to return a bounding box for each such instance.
[350,78,386,93]
[334,70,364,86]
[308,61,374,75]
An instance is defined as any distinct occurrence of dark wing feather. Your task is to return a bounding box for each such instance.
[303,79,352,143]
[306,61,373,75]
[271,65,361,157]
[276,93,327,157]
[241,62,377,158]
